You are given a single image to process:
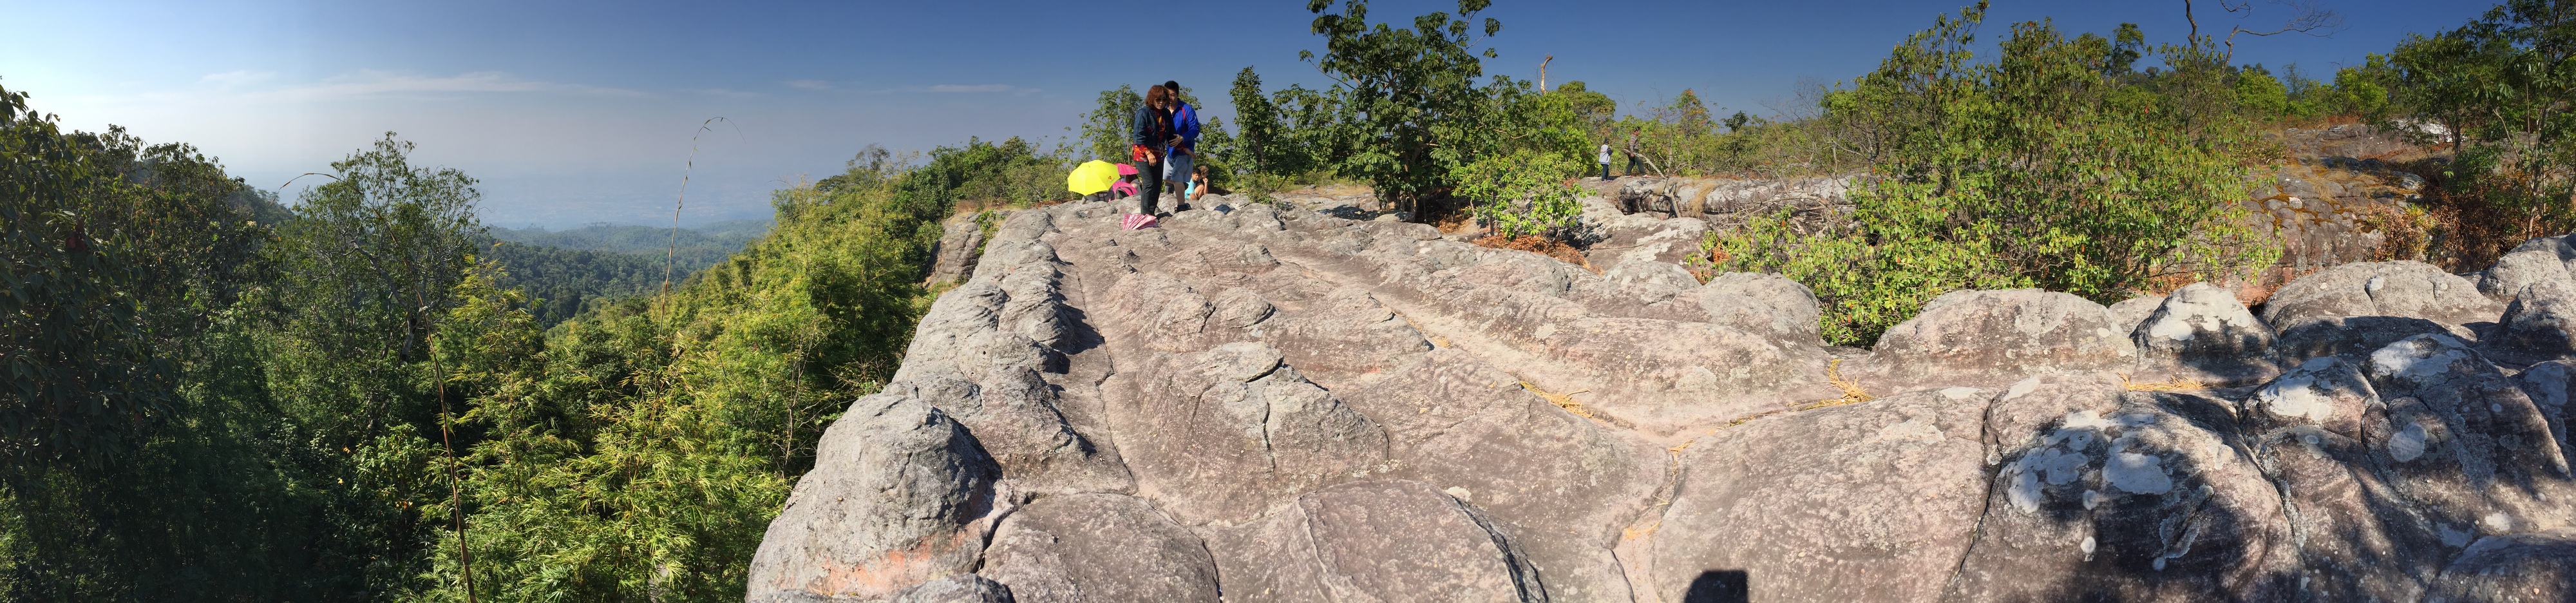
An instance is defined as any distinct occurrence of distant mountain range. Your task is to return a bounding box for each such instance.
[491,220,772,263]
[485,220,773,325]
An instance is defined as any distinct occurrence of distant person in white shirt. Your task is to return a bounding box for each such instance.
[1597,143,1612,180]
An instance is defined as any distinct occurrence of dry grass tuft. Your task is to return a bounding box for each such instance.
[1518,381,1593,417]
[1795,359,1877,411]
[2123,374,2211,391]
[1623,522,1662,541]
[1473,235,1592,269]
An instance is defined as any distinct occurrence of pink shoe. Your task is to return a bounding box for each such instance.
[1121,213,1159,230]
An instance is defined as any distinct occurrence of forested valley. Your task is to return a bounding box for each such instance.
[4,0,2571,600]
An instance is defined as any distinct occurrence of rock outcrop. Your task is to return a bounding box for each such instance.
[751,194,2576,601]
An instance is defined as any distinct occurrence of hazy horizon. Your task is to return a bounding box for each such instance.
[3,0,2486,229]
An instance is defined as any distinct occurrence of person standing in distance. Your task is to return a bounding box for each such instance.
[1131,85,1176,216]
[1597,142,1613,180]
[1162,80,1199,212]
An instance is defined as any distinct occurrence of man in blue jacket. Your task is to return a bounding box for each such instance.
[1162,80,1199,211]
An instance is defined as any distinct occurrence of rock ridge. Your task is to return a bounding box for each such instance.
[750,195,2576,602]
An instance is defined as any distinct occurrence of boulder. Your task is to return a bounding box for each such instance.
[927,213,994,287]
[2107,294,2166,338]
[1202,480,1548,602]
[2249,426,2447,602]
[746,394,1003,603]
[1583,217,1709,272]
[1599,258,1700,300]
[2488,278,2576,365]
[2421,528,2576,602]
[1647,387,1993,603]
[2130,282,2278,386]
[1947,390,2299,601]
[2245,356,2378,439]
[1698,272,1826,346]
[2476,247,2575,302]
[892,575,1016,603]
[2275,315,2476,365]
[1850,289,2137,391]
[978,494,1219,602]
[2360,334,2576,537]
[1103,342,1388,526]
[2514,359,2576,465]
[2260,261,2501,336]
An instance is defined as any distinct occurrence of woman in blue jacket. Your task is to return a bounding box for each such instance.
[1132,85,1177,216]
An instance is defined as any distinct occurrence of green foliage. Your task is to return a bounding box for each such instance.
[1452,149,1582,238]
[1298,0,1504,212]
[0,86,173,471]
[851,136,1073,212]
[411,138,975,602]
[1223,67,1349,197]
[1715,214,2022,346]
[1079,85,1144,165]
[2233,66,2291,119]
[482,241,667,327]
[2389,0,2576,238]
[1721,7,2277,345]
[488,219,769,271]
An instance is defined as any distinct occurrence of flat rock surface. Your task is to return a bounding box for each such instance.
[753,200,2576,600]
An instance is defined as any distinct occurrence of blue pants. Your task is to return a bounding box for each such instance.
[1163,153,1193,207]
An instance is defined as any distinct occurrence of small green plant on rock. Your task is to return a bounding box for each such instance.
[1453,149,1583,240]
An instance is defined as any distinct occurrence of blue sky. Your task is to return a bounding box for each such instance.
[1,0,2492,227]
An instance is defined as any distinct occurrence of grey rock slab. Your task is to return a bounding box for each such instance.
[891,575,1016,603]
[1103,341,1390,526]
[2108,293,2168,338]
[1598,258,1700,303]
[1340,348,1663,602]
[2275,314,2479,365]
[747,394,1003,602]
[1202,479,1549,603]
[2246,356,2380,440]
[1698,271,1826,347]
[927,213,994,288]
[977,493,1218,602]
[2249,426,2446,602]
[1946,391,2300,602]
[2361,334,2576,539]
[1980,374,2131,464]
[1094,272,1226,354]
[1584,217,1709,272]
[1649,387,1994,603]
[1253,289,1434,392]
[2261,260,2501,331]
[2476,247,2575,302]
[1852,289,2137,391]
[2514,359,2576,468]
[2489,278,2576,365]
[2422,528,2576,602]
[1538,316,1833,432]
[2132,282,2280,387]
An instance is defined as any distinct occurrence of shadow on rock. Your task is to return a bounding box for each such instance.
[1681,570,1748,603]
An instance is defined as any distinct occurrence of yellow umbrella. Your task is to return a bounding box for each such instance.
[1066,160,1120,196]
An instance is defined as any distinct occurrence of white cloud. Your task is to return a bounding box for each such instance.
[928,84,1015,93]
[784,79,832,90]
